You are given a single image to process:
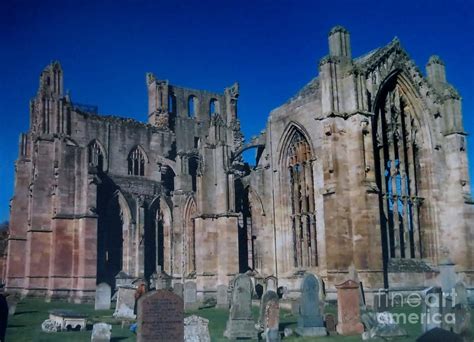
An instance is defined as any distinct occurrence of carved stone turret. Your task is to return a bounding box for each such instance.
[426,55,446,84]
[328,25,351,59]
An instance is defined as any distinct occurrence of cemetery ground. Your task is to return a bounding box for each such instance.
[6,298,474,341]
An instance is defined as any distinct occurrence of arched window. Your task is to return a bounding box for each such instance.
[188,156,199,192]
[188,95,197,117]
[128,147,146,176]
[168,94,176,114]
[286,129,317,267]
[209,99,219,115]
[184,198,197,275]
[374,78,422,259]
[88,140,105,171]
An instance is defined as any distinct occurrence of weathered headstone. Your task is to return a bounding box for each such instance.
[113,285,136,320]
[361,311,407,339]
[5,294,19,316]
[263,297,280,342]
[41,319,60,333]
[335,279,364,335]
[137,290,184,342]
[173,283,184,298]
[421,286,442,333]
[184,281,199,311]
[265,276,277,292]
[438,258,456,293]
[216,284,228,309]
[224,274,258,340]
[115,270,134,289]
[184,315,211,342]
[151,266,172,290]
[373,289,390,312]
[91,322,112,342]
[95,283,111,310]
[325,313,337,336]
[258,290,279,329]
[453,282,472,341]
[295,273,326,337]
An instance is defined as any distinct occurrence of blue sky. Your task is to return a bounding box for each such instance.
[0,0,473,222]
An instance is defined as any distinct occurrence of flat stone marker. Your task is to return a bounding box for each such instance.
[184,315,211,342]
[264,297,280,342]
[91,322,112,341]
[113,285,136,320]
[173,282,184,298]
[296,273,326,337]
[258,290,279,329]
[216,284,228,309]
[335,279,364,335]
[95,283,111,310]
[224,273,258,340]
[184,281,199,311]
[137,290,184,342]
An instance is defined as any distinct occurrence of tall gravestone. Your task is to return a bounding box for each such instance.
[184,281,198,311]
[296,273,326,336]
[265,276,277,292]
[137,290,184,342]
[258,290,279,329]
[173,283,184,298]
[263,296,280,342]
[216,284,228,309]
[335,279,364,336]
[224,274,258,340]
[95,283,111,310]
[113,285,136,320]
[184,315,211,342]
[421,286,443,333]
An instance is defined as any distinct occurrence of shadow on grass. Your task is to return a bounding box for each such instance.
[14,310,39,316]
[7,324,26,328]
[111,337,130,341]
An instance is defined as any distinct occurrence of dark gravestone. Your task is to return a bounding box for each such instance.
[258,290,279,329]
[296,274,326,336]
[416,327,462,342]
[325,313,337,336]
[173,283,184,298]
[0,295,8,342]
[373,290,390,312]
[224,274,258,340]
[255,284,264,299]
[264,298,280,342]
[137,290,183,342]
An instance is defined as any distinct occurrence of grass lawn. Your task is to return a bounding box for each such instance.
[6,298,473,341]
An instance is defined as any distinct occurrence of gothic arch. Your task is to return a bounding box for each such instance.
[148,196,173,275]
[128,145,148,176]
[278,123,318,268]
[87,139,108,171]
[183,196,197,275]
[372,71,435,261]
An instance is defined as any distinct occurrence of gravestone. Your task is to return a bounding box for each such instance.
[438,258,456,293]
[184,315,211,342]
[296,273,326,336]
[95,283,111,310]
[91,322,112,342]
[361,311,407,339]
[416,327,463,342]
[263,297,280,342]
[335,279,364,335]
[151,267,172,290]
[5,294,19,316]
[184,281,199,311]
[137,290,184,342]
[421,286,442,333]
[258,290,279,329]
[173,283,184,298]
[265,276,277,292]
[216,284,228,309]
[224,273,258,340]
[113,285,136,320]
[373,289,390,312]
[453,282,472,341]
[325,313,337,336]
[115,271,134,289]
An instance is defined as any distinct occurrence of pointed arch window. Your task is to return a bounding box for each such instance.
[188,95,198,117]
[185,198,197,275]
[286,129,317,267]
[374,79,422,259]
[128,147,146,176]
[88,140,105,171]
[209,99,219,115]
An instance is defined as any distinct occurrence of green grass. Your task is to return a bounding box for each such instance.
[6,298,474,341]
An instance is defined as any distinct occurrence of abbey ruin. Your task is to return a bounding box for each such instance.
[5,26,473,303]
